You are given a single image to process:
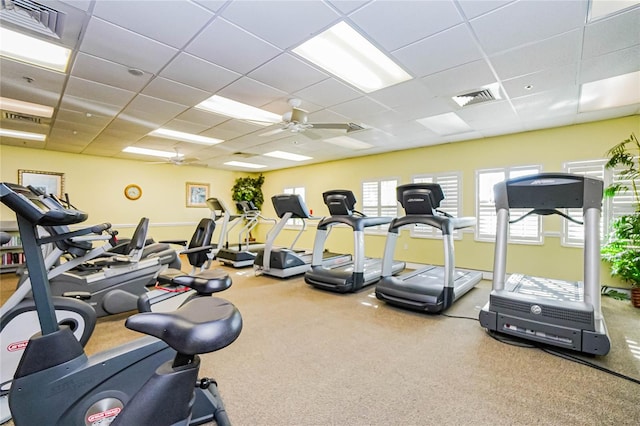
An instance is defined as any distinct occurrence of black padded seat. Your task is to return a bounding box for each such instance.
[125,297,242,355]
[172,269,232,295]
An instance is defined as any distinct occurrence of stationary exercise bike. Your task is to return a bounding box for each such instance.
[1,182,242,425]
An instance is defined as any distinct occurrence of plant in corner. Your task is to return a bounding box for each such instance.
[600,133,640,307]
[231,174,265,210]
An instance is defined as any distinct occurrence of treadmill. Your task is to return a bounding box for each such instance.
[254,193,351,278]
[479,173,611,355]
[216,200,275,268]
[304,190,405,293]
[203,197,237,267]
[375,183,482,313]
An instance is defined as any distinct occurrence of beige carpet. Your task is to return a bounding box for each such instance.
[2,266,639,425]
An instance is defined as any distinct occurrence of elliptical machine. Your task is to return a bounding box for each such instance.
[1,182,242,425]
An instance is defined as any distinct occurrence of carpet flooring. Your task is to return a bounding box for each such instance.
[1,264,639,425]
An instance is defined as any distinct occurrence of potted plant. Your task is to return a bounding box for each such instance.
[601,133,640,307]
[231,174,265,242]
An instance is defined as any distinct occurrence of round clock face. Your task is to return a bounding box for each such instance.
[124,184,142,200]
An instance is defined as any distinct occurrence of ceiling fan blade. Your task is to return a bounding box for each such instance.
[260,127,285,137]
[310,122,365,132]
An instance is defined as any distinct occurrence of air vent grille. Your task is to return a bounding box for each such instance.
[0,0,63,39]
[3,111,43,124]
[452,88,497,107]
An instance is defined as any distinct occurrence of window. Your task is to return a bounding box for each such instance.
[283,186,305,227]
[411,172,462,239]
[361,178,398,232]
[563,160,636,246]
[476,166,542,243]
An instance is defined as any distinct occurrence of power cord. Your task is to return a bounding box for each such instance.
[440,313,640,385]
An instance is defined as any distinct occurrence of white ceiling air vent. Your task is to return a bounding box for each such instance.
[0,0,64,39]
[452,85,500,108]
[1,110,51,125]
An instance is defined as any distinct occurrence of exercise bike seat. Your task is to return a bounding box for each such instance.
[125,297,242,355]
[170,269,232,295]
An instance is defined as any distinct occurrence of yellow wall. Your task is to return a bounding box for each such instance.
[1,116,638,286]
[257,116,640,287]
[0,145,240,241]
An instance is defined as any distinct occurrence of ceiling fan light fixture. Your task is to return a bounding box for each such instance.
[0,127,46,141]
[0,27,70,72]
[224,161,267,169]
[0,96,54,118]
[264,151,312,161]
[149,128,223,146]
[122,146,179,158]
[293,21,412,93]
[195,95,281,125]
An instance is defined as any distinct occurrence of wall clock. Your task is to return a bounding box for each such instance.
[124,184,142,200]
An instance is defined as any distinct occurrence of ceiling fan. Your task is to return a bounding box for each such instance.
[260,98,364,137]
[149,148,201,166]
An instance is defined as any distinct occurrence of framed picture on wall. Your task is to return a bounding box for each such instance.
[18,169,65,197]
[186,182,209,208]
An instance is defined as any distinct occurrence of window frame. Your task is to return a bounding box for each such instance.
[410,172,463,240]
[361,177,400,234]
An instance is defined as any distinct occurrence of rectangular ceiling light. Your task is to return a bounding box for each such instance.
[196,95,281,125]
[263,151,312,161]
[149,128,223,145]
[590,0,639,21]
[323,135,372,150]
[0,97,54,118]
[0,27,71,72]
[293,21,412,93]
[0,128,46,141]
[122,146,178,158]
[224,161,267,169]
[579,71,640,112]
[416,112,473,136]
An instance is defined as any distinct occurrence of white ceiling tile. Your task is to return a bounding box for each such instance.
[218,77,287,109]
[192,0,228,13]
[421,60,496,97]
[141,77,211,106]
[511,86,580,121]
[575,104,640,123]
[59,95,122,118]
[161,119,212,135]
[56,109,112,129]
[456,100,520,129]
[65,76,136,108]
[350,0,462,51]
[457,0,514,19]
[504,63,578,99]
[93,0,214,48]
[583,7,640,58]
[294,79,361,107]
[71,53,153,92]
[470,0,588,54]
[249,53,329,93]
[175,108,230,127]
[185,18,282,74]
[328,97,389,118]
[80,17,178,73]
[369,79,436,109]
[120,95,189,128]
[489,30,582,80]
[579,44,640,84]
[160,53,241,93]
[221,1,340,49]
[393,24,483,77]
[326,0,369,14]
[0,59,66,106]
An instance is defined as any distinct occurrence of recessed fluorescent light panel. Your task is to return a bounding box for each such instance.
[293,21,412,93]
[0,128,46,141]
[196,95,281,125]
[122,146,179,158]
[416,112,473,136]
[224,161,267,169]
[579,71,640,112]
[589,0,639,21]
[0,97,54,118]
[149,128,223,145]
[323,136,372,150]
[263,151,312,161]
[0,27,71,72]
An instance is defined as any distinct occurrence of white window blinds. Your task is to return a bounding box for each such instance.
[283,186,305,226]
[362,178,398,232]
[411,173,461,238]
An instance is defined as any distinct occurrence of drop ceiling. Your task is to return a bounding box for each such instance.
[0,0,638,171]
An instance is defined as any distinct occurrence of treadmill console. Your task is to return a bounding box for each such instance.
[323,190,357,216]
[272,194,311,219]
[0,182,88,226]
[500,173,602,210]
[396,183,444,215]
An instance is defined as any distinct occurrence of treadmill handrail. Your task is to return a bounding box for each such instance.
[387,215,476,235]
[317,215,392,232]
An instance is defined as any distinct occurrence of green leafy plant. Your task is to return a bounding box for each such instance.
[601,133,640,290]
[231,174,265,211]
